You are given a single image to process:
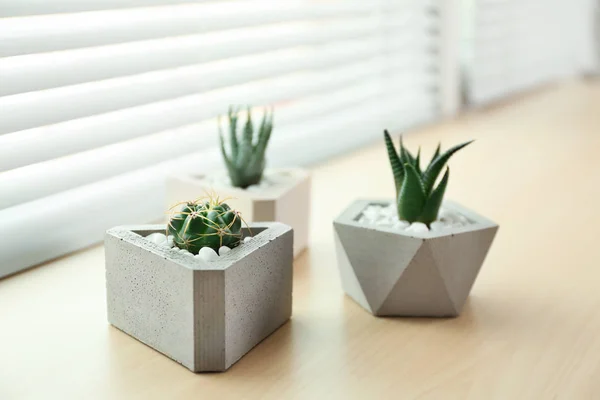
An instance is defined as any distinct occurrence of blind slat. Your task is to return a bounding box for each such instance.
[0,0,423,57]
[0,34,436,134]
[2,0,213,17]
[0,15,433,96]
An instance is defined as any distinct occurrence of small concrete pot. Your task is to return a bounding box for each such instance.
[333,200,498,317]
[105,222,293,372]
[166,168,310,258]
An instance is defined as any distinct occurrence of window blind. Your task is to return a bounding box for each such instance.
[0,0,442,277]
[464,0,578,105]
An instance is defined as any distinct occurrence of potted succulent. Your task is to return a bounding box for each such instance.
[105,195,293,372]
[333,131,498,317]
[166,106,310,258]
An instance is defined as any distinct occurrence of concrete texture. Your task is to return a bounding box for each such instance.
[166,168,310,258]
[333,200,498,317]
[105,222,293,372]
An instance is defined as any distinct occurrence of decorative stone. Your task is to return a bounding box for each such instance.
[334,199,498,317]
[146,232,166,244]
[218,246,231,256]
[166,168,310,258]
[429,221,446,232]
[165,235,174,248]
[394,220,410,230]
[406,222,429,233]
[438,209,459,223]
[105,222,293,372]
[197,246,218,261]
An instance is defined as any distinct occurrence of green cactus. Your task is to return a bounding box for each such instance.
[219,106,274,189]
[384,130,473,226]
[167,196,243,254]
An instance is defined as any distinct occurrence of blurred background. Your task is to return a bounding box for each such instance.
[0,0,599,277]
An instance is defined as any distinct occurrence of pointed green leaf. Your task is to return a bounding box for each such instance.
[227,106,239,160]
[415,147,422,175]
[384,130,404,198]
[429,142,441,166]
[237,107,254,168]
[218,116,228,159]
[422,140,473,195]
[255,108,268,148]
[220,130,240,186]
[255,108,273,160]
[397,163,426,223]
[420,167,449,225]
[249,107,274,174]
[399,136,416,166]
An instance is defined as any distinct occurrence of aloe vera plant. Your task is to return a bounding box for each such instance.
[168,196,243,254]
[219,106,274,189]
[384,130,473,226]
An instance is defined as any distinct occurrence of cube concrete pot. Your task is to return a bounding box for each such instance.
[105,222,293,372]
[333,199,498,317]
[166,168,310,258]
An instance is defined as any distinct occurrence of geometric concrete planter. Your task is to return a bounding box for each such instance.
[105,222,293,372]
[334,199,498,317]
[166,168,310,258]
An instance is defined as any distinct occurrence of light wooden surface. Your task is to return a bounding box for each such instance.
[1,80,600,399]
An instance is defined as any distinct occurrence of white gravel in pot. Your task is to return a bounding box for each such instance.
[143,232,253,262]
[357,203,473,232]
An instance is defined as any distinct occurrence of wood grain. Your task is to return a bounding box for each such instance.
[1,80,600,399]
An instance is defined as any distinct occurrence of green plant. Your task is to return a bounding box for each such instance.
[167,195,243,254]
[219,106,274,189]
[384,130,472,226]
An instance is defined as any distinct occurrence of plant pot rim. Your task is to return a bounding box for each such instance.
[106,222,291,271]
[169,167,309,200]
[334,199,498,239]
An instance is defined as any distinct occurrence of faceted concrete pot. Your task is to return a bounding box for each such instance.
[333,199,498,317]
[105,222,293,372]
[166,168,310,258]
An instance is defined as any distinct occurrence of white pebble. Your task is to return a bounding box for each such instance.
[394,220,410,230]
[246,184,260,192]
[381,205,396,216]
[374,218,393,227]
[218,246,231,256]
[196,247,219,262]
[243,236,253,243]
[430,221,446,231]
[363,207,381,220]
[146,232,166,244]
[438,209,459,222]
[165,235,174,248]
[405,222,429,233]
[179,248,192,256]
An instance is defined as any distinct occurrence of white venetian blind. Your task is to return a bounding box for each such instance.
[464,0,578,105]
[0,0,442,277]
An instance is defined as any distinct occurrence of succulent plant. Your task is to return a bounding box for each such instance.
[219,106,274,189]
[167,196,243,254]
[384,130,472,226]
